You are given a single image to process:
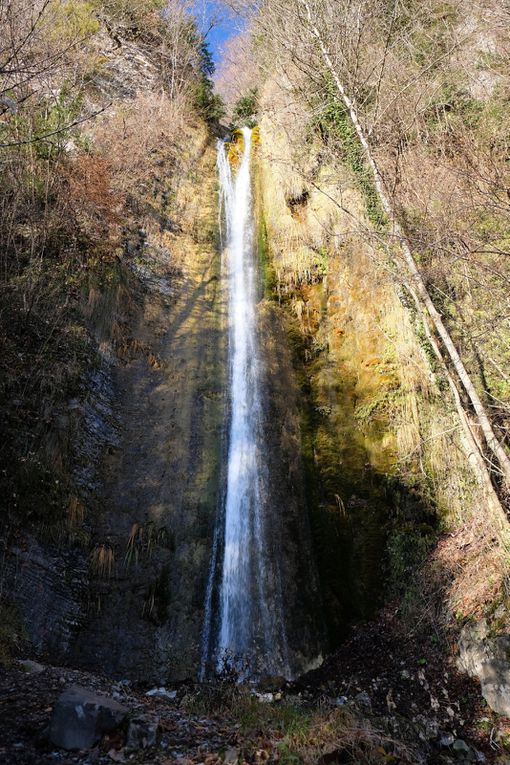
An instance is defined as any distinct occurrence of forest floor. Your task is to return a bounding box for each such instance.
[1,611,509,765]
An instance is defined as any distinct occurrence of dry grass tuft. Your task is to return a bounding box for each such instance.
[91,544,115,579]
[279,707,414,765]
[125,522,168,567]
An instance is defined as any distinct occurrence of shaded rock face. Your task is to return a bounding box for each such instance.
[49,686,127,750]
[67,137,225,682]
[458,620,510,716]
[256,301,326,673]
[1,537,89,658]
[0,349,119,664]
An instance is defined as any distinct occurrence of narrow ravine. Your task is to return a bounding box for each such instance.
[202,128,291,678]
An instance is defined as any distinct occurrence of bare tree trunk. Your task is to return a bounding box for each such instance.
[297,0,510,491]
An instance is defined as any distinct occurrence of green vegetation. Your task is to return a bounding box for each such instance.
[184,682,414,765]
[314,86,387,229]
[232,88,259,129]
[51,0,100,41]
[93,0,167,34]
[193,39,225,125]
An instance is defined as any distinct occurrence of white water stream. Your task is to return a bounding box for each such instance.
[201,127,290,677]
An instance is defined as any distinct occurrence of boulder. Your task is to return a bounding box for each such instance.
[18,659,45,674]
[458,621,510,717]
[145,687,177,700]
[457,620,490,678]
[49,685,128,750]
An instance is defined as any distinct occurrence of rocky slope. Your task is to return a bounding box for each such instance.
[1,648,506,765]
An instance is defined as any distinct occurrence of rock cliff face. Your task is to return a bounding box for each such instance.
[69,133,225,681]
[255,81,510,654]
[3,12,509,686]
[3,130,225,681]
[0,16,227,680]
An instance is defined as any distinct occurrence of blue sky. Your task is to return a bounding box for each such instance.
[192,1,239,66]
[207,20,234,65]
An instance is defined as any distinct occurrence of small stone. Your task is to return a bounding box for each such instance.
[452,739,470,758]
[255,692,274,703]
[355,691,371,710]
[415,715,439,740]
[223,748,239,764]
[386,690,397,713]
[126,716,159,749]
[430,694,440,711]
[108,749,126,762]
[440,733,455,748]
[145,687,177,700]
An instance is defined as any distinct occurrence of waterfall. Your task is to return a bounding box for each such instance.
[201,127,290,679]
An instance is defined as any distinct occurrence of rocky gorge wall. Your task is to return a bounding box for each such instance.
[255,82,510,654]
[2,27,509,685]
[1,117,326,681]
[0,9,230,680]
[70,130,226,681]
[1,123,226,680]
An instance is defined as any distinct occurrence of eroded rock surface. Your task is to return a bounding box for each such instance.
[458,620,510,716]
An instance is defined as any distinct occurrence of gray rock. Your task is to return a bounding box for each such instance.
[255,692,275,703]
[440,733,455,748]
[458,620,490,677]
[355,691,372,710]
[49,685,128,750]
[145,687,177,700]
[414,715,439,740]
[452,739,470,759]
[126,716,159,749]
[223,748,239,764]
[18,659,45,674]
[458,621,510,716]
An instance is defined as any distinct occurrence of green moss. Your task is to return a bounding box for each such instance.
[312,84,388,229]
[281,306,394,641]
[258,210,276,298]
